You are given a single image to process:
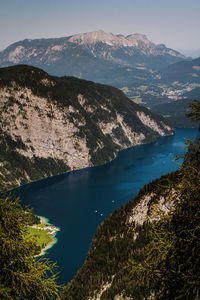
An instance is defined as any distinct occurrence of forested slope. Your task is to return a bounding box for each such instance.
[62,102,200,300]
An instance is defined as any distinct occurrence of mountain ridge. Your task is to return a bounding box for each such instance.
[0,30,186,82]
[0,65,173,191]
[161,56,200,83]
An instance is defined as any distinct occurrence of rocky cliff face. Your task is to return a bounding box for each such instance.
[0,65,173,191]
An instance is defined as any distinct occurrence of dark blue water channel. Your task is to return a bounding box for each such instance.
[16,128,198,284]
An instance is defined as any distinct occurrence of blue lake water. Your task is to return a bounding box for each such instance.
[16,128,198,284]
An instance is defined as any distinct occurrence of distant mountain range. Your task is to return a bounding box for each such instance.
[161,57,200,83]
[151,98,199,128]
[1,31,199,128]
[0,30,185,84]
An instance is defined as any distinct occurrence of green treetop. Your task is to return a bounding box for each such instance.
[127,99,200,299]
[0,193,62,299]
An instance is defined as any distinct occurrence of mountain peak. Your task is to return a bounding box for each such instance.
[68,30,153,47]
[126,33,151,45]
[68,30,123,46]
[0,31,186,79]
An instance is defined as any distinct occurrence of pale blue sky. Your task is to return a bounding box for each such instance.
[1,0,200,54]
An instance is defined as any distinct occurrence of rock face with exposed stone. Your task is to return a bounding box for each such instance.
[0,65,174,191]
[61,171,180,300]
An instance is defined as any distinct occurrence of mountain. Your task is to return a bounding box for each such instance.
[161,57,200,83]
[182,86,200,99]
[0,65,173,191]
[151,98,200,128]
[1,31,195,114]
[61,126,200,300]
[134,57,200,117]
[0,30,185,86]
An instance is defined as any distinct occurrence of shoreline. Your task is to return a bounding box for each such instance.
[7,130,177,193]
[38,215,50,225]
[36,235,58,257]
[35,215,60,257]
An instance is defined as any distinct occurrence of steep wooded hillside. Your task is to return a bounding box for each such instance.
[0,65,173,191]
[62,134,200,300]
[151,98,200,128]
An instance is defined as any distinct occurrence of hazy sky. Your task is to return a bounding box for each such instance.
[1,0,200,54]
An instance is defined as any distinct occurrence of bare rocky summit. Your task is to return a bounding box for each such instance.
[0,30,185,83]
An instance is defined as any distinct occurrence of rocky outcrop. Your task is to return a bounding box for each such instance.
[0,65,173,191]
[61,171,180,300]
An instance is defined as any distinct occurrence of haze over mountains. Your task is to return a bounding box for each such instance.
[0,30,199,114]
[0,30,187,91]
[0,30,185,75]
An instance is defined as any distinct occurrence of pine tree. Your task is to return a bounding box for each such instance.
[127,100,200,299]
[0,193,61,299]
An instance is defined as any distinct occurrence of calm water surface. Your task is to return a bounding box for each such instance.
[16,128,198,283]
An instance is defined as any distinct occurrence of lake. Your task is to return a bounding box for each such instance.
[16,128,198,284]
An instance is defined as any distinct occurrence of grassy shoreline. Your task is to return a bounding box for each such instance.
[25,215,60,256]
[37,234,58,257]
